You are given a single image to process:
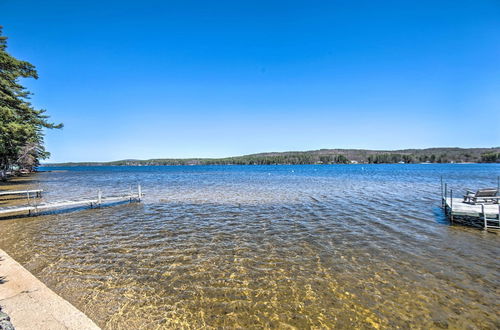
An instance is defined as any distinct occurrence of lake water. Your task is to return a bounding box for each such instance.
[0,164,499,328]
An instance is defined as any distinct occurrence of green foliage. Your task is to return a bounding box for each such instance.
[481,152,500,163]
[335,154,349,164]
[366,153,415,164]
[0,26,61,176]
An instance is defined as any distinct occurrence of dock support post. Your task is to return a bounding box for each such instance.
[97,189,102,207]
[440,176,444,208]
[482,204,487,230]
[28,207,36,217]
[450,189,453,223]
[498,204,500,227]
[137,184,142,202]
[444,184,448,214]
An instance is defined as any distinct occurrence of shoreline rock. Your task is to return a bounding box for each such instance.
[0,306,15,330]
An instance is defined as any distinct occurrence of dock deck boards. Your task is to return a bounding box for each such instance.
[444,197,500,229]
[445,198,500,216]
[0,195,140,216]
[0,189,43,197]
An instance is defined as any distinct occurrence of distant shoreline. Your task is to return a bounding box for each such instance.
[40,162,498,168]
[43,147,500,166]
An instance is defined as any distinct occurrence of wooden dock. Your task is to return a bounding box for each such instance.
[0,189,43,198]
[443,197,500,229]
[441,176,500,230]
[0,186,143,217]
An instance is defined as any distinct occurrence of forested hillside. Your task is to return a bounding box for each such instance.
[47,147,500,166]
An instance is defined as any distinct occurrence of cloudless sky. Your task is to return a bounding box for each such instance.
[1,0,499,162]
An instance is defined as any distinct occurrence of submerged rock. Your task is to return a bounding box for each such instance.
[0,307,15,330]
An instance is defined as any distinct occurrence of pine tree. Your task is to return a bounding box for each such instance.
[0,26,62,179]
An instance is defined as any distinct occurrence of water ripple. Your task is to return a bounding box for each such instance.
[0,164,499,329]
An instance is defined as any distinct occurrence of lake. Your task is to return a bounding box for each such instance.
[0,164,499,328]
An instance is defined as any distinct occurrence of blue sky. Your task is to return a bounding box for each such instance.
[1,0,499,162]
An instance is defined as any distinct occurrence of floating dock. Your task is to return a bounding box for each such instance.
[443,197,500,230]
[0,186,143,217]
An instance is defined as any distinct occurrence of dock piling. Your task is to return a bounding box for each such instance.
[482,204,487,230]
[450,189,453,222]
[444,183,448,213]
[440,176,444,208]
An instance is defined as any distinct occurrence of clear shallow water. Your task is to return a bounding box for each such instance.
[0,164,499,329]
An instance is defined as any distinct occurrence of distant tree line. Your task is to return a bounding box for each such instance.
[0,26,61,179]
[49,148,500,167]
[203,154,350,165]
[364,152,480,164]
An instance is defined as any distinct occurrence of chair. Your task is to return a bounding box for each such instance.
[463,188,499,204]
